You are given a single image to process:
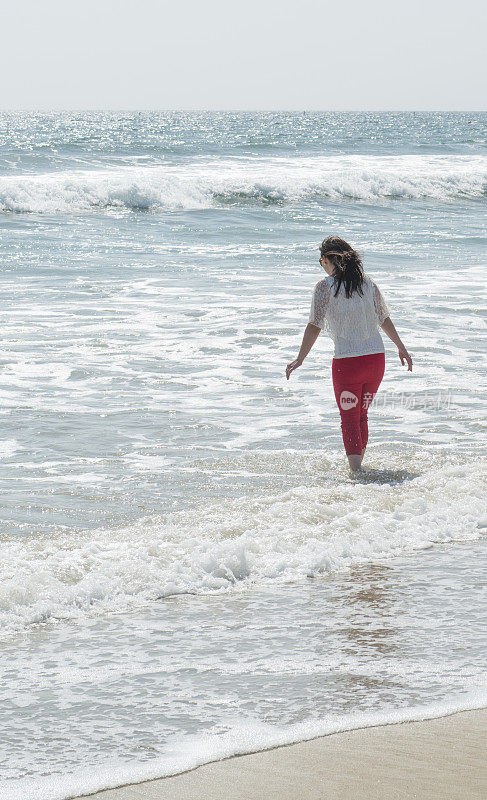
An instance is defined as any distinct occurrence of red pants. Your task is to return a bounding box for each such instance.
[331,353,385,456]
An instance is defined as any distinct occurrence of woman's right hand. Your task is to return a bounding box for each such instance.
[286,358,302,380]
[398,346,413,371]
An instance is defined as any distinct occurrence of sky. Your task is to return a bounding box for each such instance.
[1,0,485,110]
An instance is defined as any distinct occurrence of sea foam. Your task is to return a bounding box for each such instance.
[0,453,484,637]
[0,154,486,212]
[2,688,486,800]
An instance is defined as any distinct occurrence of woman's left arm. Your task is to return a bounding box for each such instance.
[285,323,321,379]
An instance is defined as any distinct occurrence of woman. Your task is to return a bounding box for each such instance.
[286,236,413,473]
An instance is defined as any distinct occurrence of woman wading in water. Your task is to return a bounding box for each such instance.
[286,236,413,473]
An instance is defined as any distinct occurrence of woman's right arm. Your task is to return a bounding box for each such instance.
[286,280,330,380]
[380,317,413,371]
[285,323,321,379]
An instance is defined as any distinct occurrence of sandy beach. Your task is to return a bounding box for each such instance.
[75,708,486,800]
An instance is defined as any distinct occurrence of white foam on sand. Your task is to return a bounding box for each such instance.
[2,688,486,800]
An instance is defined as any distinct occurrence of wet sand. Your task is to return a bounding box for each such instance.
[75,708,486,800]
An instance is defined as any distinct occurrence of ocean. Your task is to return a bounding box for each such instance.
[0,111,485,799]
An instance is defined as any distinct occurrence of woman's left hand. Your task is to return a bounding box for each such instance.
[286,358,302,380]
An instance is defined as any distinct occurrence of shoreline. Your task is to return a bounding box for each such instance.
[74,707,486,800]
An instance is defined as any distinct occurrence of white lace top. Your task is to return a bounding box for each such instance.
[308,274,390,359]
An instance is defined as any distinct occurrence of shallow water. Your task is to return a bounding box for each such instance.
[1,540,486,800]
[0,111,485,798]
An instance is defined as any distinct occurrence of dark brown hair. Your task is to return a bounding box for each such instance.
[319,236,364,298]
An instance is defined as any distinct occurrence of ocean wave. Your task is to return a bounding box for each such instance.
[0,454,484,636]
[0,154,486,212]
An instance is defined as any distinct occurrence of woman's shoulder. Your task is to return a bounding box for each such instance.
[314,275,334,291]
[362,273,378,291]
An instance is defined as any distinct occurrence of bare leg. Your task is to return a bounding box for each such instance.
[361,447,366,463]
[347,454,363,472]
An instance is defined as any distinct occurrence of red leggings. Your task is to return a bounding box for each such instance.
[331,353,385,456]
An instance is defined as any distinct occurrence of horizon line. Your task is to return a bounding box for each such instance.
[0,108,486,114]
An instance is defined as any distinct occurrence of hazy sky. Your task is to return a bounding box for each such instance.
[2,0,485,110]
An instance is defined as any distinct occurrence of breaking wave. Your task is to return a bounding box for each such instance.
[0,453,485,637]
[0,154,486,212]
